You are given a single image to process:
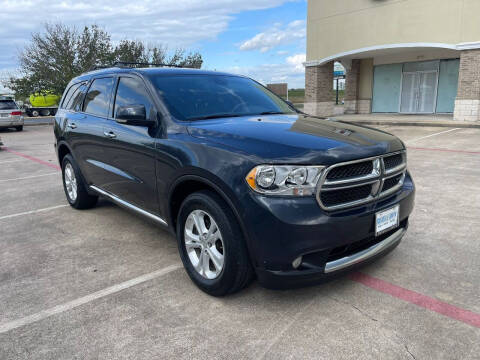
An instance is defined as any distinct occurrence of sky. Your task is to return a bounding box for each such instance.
[0,0,307,93]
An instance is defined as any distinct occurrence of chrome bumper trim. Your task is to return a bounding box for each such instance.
[324,228,405,273]
[89,185,168,226]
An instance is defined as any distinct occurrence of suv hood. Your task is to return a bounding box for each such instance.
[187,115,404,164]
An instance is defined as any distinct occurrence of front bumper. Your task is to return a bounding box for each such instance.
[239,172,415,289]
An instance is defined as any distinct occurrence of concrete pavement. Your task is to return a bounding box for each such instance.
[0,124,478,359]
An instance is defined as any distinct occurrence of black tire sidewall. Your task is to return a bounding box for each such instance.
[177,191,245,296]
[62,155,80,206]
[61,154,97,209]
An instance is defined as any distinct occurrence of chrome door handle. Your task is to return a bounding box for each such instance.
[104,131,117,139]
[67,122,77,129]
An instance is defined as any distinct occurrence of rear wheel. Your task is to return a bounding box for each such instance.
[177,190,254,296]
[15,126,23,131]
[31,110,39,117]
[62,154,98,209]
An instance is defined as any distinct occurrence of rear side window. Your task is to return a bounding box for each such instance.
[69,83,88,112]
[83,77,114,117]
[61,83,81,109]
[114,77,154,120]
[0,100,18,110]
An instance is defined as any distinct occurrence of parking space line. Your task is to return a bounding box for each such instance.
[408,146,480,155]
[4,147,61,170]
[0,159,28,164]
[0,172,58,183]
[0,205,68,221]
[406,128,460,144]
[350,272,480,328]
[0,264,182,334]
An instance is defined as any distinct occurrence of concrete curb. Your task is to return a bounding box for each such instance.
[24,122,53,126]
[335,119,480,129]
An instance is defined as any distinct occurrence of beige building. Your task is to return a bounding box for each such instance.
[305,0,480,121]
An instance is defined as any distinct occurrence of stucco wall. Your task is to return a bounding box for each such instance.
[307,0,480,62]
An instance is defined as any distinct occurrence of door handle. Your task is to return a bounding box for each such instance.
[67,122,77,129]
[104,131,117,139]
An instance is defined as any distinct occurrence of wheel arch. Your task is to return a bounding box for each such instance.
[57,141,72,165]
[168,174,254,263]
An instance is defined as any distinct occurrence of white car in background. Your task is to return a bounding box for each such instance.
[0,99,24,131]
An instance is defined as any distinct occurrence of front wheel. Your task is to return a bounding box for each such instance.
[177,190,254,296]
[62,154,98,209]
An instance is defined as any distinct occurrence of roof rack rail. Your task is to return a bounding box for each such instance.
[87,61,196,72]
[113,62,183,68]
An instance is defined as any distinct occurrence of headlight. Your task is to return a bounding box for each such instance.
[246,165,324,196]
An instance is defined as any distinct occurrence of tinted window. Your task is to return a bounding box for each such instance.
[114,77,154,120]
[0,100,18,110]
[151,75,295,121]
[61,83,81,109]
[83,77,114,117]
[70,83,87,112]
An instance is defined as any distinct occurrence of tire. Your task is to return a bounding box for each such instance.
[62,154,98,209]
[15,126,23,131]
[31,110,39,117]
[40,109,50,116]
[176,190,254,296]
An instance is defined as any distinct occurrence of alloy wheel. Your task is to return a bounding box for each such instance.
[184,209,224,279]
[64,163,78,202]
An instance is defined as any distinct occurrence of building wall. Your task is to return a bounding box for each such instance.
[358,59,373,100]
[307,0,480,63]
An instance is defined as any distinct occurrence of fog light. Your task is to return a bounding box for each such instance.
[292,256,303,269]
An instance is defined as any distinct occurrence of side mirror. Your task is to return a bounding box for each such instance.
[116,105,154,126]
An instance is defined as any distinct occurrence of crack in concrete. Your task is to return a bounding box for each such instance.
[329,295,418,360]
[328,295,379,322]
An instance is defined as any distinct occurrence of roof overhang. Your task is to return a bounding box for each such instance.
[304,42,480,67]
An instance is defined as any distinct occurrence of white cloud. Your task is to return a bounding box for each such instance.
[286,53,306,72]
[239,20,305,53]
[0,0,295,68]
[224,53,306,88]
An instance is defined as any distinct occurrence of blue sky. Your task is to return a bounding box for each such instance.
[0,0,307,92]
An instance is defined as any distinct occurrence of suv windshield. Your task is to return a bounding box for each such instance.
[0,100,18,110]
[152,75,296,121]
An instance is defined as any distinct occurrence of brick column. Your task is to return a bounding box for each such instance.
[304,61,334,117]
[454,50,480,121]
[344,59,360,114]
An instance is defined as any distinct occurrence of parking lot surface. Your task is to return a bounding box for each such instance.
[0,124,479,359]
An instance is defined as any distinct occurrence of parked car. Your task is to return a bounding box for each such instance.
[54,66,415,296]
[0,99,24,131]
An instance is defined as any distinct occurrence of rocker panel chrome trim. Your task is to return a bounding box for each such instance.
[89,185,168,226]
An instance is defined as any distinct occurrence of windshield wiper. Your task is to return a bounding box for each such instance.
[190,114,244,121]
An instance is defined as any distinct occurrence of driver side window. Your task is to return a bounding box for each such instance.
[114,77,154,121]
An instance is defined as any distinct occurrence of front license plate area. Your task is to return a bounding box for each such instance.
[375,205,399,236]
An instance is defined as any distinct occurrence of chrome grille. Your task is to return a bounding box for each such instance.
[316,151,407,211]
[326,161,373,181]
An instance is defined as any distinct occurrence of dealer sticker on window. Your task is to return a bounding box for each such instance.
[375,205,399,236]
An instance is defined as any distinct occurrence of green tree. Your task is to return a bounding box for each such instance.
[5,23,203,100]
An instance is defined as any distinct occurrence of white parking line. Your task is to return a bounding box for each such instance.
[0,264,182,334]
[0,172,58,183]
[0,159,28,164]
[406,128,460,144]
[0,204,68,221]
